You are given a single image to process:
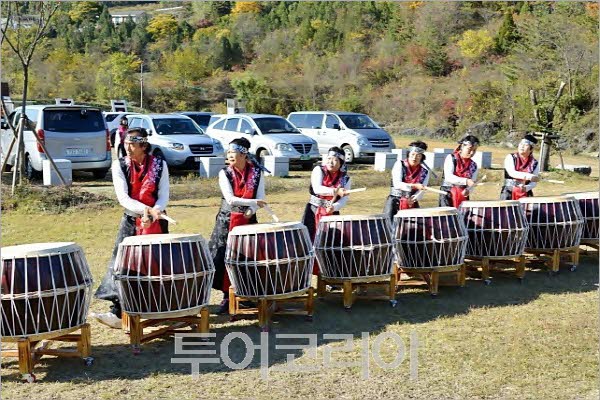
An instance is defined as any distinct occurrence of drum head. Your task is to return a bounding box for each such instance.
[460,200,520,208]
[230,222,305,235]
[120,233,203,246]
[319,214,387,223]
[565,191,599,200]
[1,242,80,259]
[519,195,573,204]
[395,207,458,218]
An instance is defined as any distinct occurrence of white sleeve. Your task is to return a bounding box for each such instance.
[524,161,540,192]
[468,165,479,194]
[412,169,430,201]
[114,130,120,148]
[311,167,336,196]
[504,154,537,181]
[443,155,468,186]
[153,160,169,211]
[392,160,412,192]
[250,174,266,213]
[218,169,260,207]
[332,177,352,212]
[111,160,147,215]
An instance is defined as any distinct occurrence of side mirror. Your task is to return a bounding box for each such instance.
[332,123,341,130]
[252,130,258,136]
[244,129,251,134]
[147,130,153,136]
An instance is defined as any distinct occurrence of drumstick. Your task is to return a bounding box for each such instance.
[544,179,565,184]
[344,187,367,194]
[422,186,449,196]
[159,214,177,225]
[263,205,280,223]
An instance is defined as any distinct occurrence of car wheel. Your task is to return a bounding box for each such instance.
[258,148,271,162]
[342,145,355,163]
[92,169,108,180]
[153,149,165,160]
[25,154,41,181]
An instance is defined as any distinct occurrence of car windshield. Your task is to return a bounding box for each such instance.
[254,117,300,134]
[153,118,203,135]
[44,109,105,132]
[187,115,212,128]
[338,114,378,129]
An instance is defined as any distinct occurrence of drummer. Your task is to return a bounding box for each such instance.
[91,128,169,329]
[500,134,540,200]
[208,137,267,314]
[383,140,430,219]
[302,147,351,272]
[439,135,479,208]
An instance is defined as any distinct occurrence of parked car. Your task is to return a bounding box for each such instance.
[126,114,225,170]
[287,111,395,162]
[1,105,112,179]
[102,111,140,147]
[171,111,214,132]
[205,113,320,169]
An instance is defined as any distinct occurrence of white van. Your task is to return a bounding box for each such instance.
[287,111,395,163]
[1,105,112,179]
[205,113,320,170]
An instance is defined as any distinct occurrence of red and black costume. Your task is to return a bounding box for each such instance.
[500,153,539,200]
[439,151,478,208]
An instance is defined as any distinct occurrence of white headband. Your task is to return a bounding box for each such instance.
[408,146,425,154]
[461,140,476,147]
[520,139,535,147]
[328,150,344,160]
[229,144,248,154]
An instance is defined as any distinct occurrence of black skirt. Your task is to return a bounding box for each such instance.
[301,203,340,241]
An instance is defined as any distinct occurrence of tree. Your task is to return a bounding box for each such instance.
[68,1,102,24]
[146,14,178,40]
[232,2,262,15]
[95,53,142,102]
[0,1,60,189]
[495,11,520,55]
[457,29,494,60]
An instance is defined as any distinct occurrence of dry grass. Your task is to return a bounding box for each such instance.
[1,141,598,399]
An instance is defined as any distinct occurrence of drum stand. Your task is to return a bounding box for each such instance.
[1,323,93,382]
[395,264,466,296]
[316,275,397,310]
[122,308,210,354]
[229,287,315,332]
[464,255,526,285]
[525,246,580,274]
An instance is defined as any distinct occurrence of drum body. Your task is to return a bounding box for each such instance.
[1,242,93,338]
[519,196,584,250]
[393,207,467,270]
[314,214,394,280]
[565,192,599,241]
[459,200,529,258]
[226,222,314,298]
[114,234,215,318]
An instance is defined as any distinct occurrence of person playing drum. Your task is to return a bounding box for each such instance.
[500,134,540,200]
[439,135,479,208]
[383,141,430,219]
[302,146,352,273]
[91,128,169,328]
[208,137,267,314]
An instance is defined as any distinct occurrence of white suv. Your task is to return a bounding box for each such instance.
[205,113,320,170]
[287,111,395,163]
[127,114,225,170]
[1,105,112,179]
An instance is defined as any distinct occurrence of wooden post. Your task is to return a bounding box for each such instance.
[516,255,526,280]
[306,287,314,316]
[200,307,209,334]
[342,281,353,309]
[17,338,33,377]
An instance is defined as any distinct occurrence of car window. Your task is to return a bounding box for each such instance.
[289,114,323,129]
[129,118,142,128]
[238,119,252,133]
[224,118,239,132]
[325,114,340,129]
[141,119,150,130]
[104,114,119,122]
[153,118,203,135]
[254,117,300,134]
[338,114,378,129]
[213,119,225,130]
[13,112,35,130]
[189,115,212,128]
[43,109,104,132]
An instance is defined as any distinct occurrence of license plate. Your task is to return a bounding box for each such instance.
[194,157,202,162]
[300,155,311,160]
[65,147,91,156]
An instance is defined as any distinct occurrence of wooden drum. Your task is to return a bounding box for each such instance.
[519,196,584,250]
[1,242,93,338]
[393,207,467,270]
[314,214,394,280]
[565,192,599,242]
[459,200,529,258]
[226,222,314,298]
[114,234,215,318]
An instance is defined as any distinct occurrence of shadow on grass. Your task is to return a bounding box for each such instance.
[1,253,597,383]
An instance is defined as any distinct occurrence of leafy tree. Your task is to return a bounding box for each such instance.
[457,29,494,60]
[232,2,262,15]
[146,14,178,40]
[68,1,103,24]
[95,52,142,101]
[495,11,520,55]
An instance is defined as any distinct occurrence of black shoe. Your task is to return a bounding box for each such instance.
[217,299,229,315]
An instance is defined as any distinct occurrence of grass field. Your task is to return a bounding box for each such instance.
[1,138,598,399]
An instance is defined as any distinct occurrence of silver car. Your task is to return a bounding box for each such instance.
[127,114,225,170]
[1,105,112,179]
